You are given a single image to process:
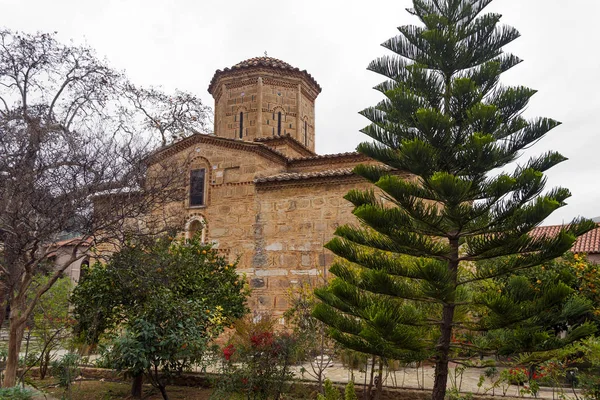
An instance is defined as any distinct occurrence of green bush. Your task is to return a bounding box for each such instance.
[0,387,34,400]
[344,380,358,400]
[317,379,358,400]
[317,379,341,400]
[50,353,81,387]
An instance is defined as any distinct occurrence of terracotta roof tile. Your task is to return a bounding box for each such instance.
[255,168,355,183]
[232,56,294,69]
[146,133,290,165]
[531,224,600,254]
[288,152,364,161]
[208,56,321,95]
[253,134,316,157]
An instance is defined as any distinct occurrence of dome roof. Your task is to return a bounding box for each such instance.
[232,56,294,69]
[208,56,321,95]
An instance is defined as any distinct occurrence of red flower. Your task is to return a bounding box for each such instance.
[250,331,273,347]
[223,344,235,361]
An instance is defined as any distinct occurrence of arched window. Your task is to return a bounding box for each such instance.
[277,112,282,136]
[239,112,244,139]
[304,120,308,146]
[187,217,207,243]
[189,169,206,206]
[77,259,90,284]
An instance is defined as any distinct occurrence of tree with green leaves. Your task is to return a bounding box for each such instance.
[313,2,597,400]
[71,234,249,400]
[27,275,72,380]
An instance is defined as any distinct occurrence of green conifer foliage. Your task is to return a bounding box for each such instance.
[313,2,597,400]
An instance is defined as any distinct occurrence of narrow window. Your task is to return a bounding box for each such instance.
[239,112,244,139]
[190,169,206,206]
[304,121,308,146]
[277,112,282,136]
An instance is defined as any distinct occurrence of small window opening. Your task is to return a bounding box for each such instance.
[239,112,244,139]
[190,169,206,206]
[304,121,308,146]
[277,112,282,136]
[188,219,206,243]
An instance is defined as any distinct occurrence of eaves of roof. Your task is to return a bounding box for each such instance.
[531,224,600,254]
[146,134,289,166]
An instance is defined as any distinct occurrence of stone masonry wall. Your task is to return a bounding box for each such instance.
[246,178,373,319]
[152,138,388,321]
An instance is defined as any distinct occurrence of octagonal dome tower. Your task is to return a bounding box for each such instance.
[208,56,321,152]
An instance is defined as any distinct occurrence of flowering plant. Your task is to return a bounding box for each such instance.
[212,316,300,400]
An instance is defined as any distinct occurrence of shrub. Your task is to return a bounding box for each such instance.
[212,316,299,400]
[344,380,358,400]
[0,387,34,400]
[317,379,341,400]
[50,353,81,388]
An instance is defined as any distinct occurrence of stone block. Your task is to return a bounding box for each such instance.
[255,269,288,277]
[274,297,288,310]
[265,242,283,251]
[257,295,274,309]
[269,277,290,289]
[250,278,265,288]
[301,253,312,267]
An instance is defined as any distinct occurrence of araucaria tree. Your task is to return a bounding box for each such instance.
[314,2,596,400]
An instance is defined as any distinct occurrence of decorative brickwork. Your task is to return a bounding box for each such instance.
[208,57,320,152]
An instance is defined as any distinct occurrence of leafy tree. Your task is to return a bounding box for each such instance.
[313,1,597,400]
[0,29,211,387]
[71,234,249,400]
[26,275,72,380]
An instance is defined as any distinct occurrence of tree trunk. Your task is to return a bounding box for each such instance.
[374,358,383,400]
[3,312,25,387]
[432,303,456,400]
[131,374,143,398]
[432,237,459,400]
[367,356,376,399]
[363,357,368,400]
[0,296,8,328]
[40,351,50,380]
[158,383,169,400]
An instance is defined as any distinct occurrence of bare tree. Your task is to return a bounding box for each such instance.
[0,30,209,387]
[123,85,212,147]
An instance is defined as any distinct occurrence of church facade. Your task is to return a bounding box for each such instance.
[147,57,399,318]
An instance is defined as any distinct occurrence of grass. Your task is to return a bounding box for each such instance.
[42,380,214,400]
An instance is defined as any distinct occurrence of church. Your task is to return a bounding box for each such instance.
[143,56,398,318]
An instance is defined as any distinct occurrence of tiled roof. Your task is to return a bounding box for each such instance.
[255,168,355,183]
[289,151,363,161]
[253,134,316,157]
[146,133,290,165]
[208,56,321,95]
[233,56,294,69]
[531,224,600,254]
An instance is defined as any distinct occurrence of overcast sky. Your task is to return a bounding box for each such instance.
[3,0,600,225]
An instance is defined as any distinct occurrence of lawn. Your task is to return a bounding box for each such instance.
[43,380,214,400]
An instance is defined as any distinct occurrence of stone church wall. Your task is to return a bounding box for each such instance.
[246,178,374,318]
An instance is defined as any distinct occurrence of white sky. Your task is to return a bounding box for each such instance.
[3,0,600,225]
